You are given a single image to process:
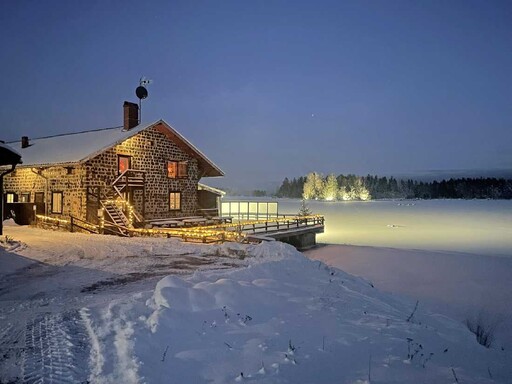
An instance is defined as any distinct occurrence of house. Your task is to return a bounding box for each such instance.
[2,102,224,230]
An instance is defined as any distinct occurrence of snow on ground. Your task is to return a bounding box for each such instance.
[82,241,511,383]
[0,221,244,383]
[1,218,512,383]
[306,245,512,349]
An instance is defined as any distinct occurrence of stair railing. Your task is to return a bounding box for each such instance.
[109,169,145,223]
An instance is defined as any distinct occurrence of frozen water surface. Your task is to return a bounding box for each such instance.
[278,199,512,257]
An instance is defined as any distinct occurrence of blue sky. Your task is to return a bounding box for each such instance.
[1,0,511,188]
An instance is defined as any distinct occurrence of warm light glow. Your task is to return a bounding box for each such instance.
[118,156,130,173]
[36,214,69,224]
[36,211,324,245]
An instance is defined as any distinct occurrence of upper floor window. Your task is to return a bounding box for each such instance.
[167,161,187,178]
[118,155,131,174]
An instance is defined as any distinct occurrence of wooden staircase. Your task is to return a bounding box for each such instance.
[101,200,130,236]
[99,169,146,236]
[112,171,145,198]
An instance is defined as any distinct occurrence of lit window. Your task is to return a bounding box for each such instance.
[169,192,181,210]
[167,161,177,178]
[52,192,63,214]
[20,193,30,202]
[168,161,187,178]
[118,155,131,174]
[5,193,15,203]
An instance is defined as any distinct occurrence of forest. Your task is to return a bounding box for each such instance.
[275,173,512,200]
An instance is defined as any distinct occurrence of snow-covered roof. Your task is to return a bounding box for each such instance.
[6,120,224,177]
[198,183,226,196]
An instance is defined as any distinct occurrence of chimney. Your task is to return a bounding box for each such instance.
[123,101,139,130]
[21,136,30,148]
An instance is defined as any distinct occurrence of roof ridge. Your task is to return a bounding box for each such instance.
[6,125,123,143]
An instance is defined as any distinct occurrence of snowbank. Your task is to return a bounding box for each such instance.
[84,242,511,383]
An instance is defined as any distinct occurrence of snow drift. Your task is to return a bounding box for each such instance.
[83,242,511,383]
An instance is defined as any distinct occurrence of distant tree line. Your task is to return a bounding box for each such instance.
[275,176,306,198]
[276,173,512,200]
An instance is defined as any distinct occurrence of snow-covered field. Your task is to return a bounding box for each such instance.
[278,199,512,256]
[279,199,512,358]
[1,199,512,383]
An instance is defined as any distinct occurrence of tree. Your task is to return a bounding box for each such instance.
[354,178,371,200]
[276,177,291,197]
[322,174,339,201]
[303,172,324,199]
[298,199,312,216]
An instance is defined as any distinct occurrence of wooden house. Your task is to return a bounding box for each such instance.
[2,102,224,230]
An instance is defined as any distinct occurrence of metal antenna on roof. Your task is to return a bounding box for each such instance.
[136,76,152,123]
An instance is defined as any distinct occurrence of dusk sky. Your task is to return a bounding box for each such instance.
[1,0,511,189]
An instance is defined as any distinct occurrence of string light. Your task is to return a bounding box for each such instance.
[36,211,324,245]
[36,214,70,225]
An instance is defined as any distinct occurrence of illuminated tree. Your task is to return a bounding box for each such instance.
[298,199,312,216]
[352,177,371,200]
[322,174,339,201]
[303,172,324,199]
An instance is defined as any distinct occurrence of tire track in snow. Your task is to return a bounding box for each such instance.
[80,302,142,384]
[21,311,90,383]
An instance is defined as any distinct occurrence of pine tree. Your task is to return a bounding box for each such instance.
[298,199,312,216]
[303,172,324,199]
[322,174,339,201]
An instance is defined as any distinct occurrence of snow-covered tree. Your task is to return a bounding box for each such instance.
[297,199,312,216]
[303,172,324,200]
[322,174,339,201]
[352,178,371,200]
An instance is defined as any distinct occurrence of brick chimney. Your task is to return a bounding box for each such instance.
[123,101,139,130]
[21,136,30,148]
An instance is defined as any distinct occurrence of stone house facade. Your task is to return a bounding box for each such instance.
[2,102,224,226]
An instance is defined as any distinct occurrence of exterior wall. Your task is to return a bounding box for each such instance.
[85,125,200,220]
[2,166,87,220]
[2,124,205,223]
[198,190,220,211]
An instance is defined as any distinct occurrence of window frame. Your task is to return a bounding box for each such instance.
[51,191,63,214]
[178,161,188,178]
[167,161,177,178]
[20,193,31,203]
[118,154,131,175]
[34,192,45,204]
[5,192,16,203]
[169,191,182,211]
[167,160,188,179]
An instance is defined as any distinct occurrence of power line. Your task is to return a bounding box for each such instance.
[6,125,123,144]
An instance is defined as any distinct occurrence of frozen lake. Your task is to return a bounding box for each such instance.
[276,199,512,257]
[270,198,512,347]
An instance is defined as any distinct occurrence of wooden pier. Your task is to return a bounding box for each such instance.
[241,215,325,250]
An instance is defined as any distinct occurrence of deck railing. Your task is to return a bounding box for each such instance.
[36,213,324,245]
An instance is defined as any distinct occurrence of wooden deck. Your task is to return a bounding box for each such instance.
[37,214,325,248]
